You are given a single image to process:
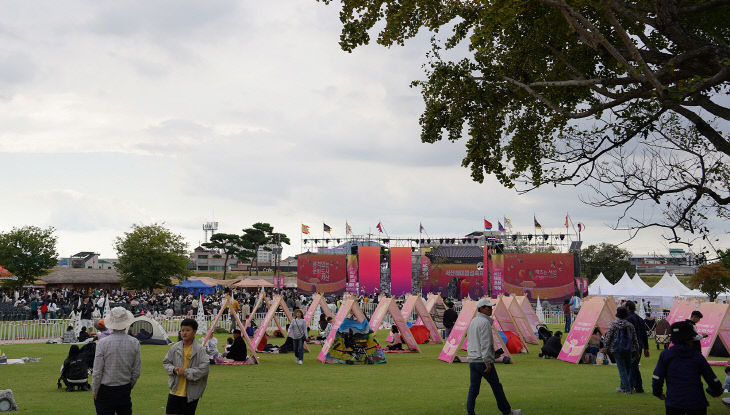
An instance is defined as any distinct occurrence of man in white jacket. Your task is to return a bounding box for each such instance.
[466,298,521,415]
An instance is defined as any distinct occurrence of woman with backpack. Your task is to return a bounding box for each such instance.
[604,306,639,394]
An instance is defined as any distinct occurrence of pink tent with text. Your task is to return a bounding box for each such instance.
[251,294,309,353]
[386,294,443,344]
[439,299,510,363]
[558,296,614,364]
[492,296,530,352]
[693,301,730,358]
[667,297,699,324]
[202,294,259,363]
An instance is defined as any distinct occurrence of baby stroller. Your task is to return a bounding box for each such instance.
[655,319,671,350]
[58,345,90,392]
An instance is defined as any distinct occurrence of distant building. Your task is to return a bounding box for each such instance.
[63,252,118,270]
[630,249,699,275]
[43,268,121,290]
[190,246,240,271]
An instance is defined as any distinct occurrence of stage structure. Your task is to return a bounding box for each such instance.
[298,233,578,301]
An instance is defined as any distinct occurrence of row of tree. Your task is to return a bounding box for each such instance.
[0,222,289,292]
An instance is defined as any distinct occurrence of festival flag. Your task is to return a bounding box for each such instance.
[498,221,506,232]
[376,222,384,233]
[419,223,425,233]
[323,223,331,234]
[484,219,493,230]
[301,224,310,234]
[578,222,585,232]
[565,215,569,229]
[346,222,352,235]
[534,216,542,229]
[504,216,513,229]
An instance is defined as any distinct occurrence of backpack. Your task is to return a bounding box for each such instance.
[65,357,88,381]
[614,325,632,352]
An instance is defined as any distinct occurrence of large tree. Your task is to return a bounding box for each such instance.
[318,0,730,244]
[580,243,635,283]
[202,233,254,280]
[114,224,190,291]
[241,223,290,276]
[0,226,58,287]
[690,262,730,301]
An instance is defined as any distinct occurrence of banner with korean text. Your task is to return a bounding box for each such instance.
[297,254,346,295]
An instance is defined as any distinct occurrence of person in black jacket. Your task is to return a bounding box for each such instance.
[539,331,562,359]
[59,345,90,391]
[443,302,458,338]
[625,301,649,393]
[227,329,247,361]
[653,320,722,414]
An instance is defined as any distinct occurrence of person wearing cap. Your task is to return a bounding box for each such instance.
[92,306,141,415]
[466,298,521,415]
[95,319,112,341]
[652,320,723,413]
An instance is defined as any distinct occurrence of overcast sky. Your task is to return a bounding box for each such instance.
[0,1,727,260]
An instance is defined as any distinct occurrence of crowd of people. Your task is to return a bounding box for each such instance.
[4,285,729,414]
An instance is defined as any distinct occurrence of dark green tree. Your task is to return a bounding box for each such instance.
[114,224,190,291]
[241,223,290,276]
[690,263,730,302]
[0,226,58,287]
[719,249,730,270]
[202,233,254,280]
[317,0,730,242]
[580,243,635,284]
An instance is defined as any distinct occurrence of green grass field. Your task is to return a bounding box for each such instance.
[1,328,728,414]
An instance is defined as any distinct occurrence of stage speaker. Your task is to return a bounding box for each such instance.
[351,246,358,255]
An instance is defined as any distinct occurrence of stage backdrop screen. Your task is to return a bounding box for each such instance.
[390,247,412,297]
[502,253,575,302]
[358,246,381,295]
[421,263,484,299]
[297,254,346,295]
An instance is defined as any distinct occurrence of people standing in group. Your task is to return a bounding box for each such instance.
[653,320,723,414]
[561,299,571,333]
[466,298,521,415]
[163,318,209,415]
[92,307,141,415]
[625,301,649,393]
[289,309,308,365]
[604,306,639,394]
[443,301,458,338]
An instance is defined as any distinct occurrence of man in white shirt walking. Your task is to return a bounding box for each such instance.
[466,298,521,415]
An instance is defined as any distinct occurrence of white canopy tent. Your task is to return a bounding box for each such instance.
[588,273,614,296]
[605,272,641,297]
[632,273,651,291]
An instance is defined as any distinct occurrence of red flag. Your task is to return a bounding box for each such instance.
[376,222,384,233]
[484,219,492,230]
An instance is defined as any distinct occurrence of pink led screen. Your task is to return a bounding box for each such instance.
[390,247,412,297]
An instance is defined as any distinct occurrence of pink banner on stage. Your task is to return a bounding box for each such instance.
[491,252,505,297]
[558,298,613,363]
[390,247,412,297]
[581,278,588,294]
[439,301,478,362]
[358,246,381,295]
[346,254,359,294]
